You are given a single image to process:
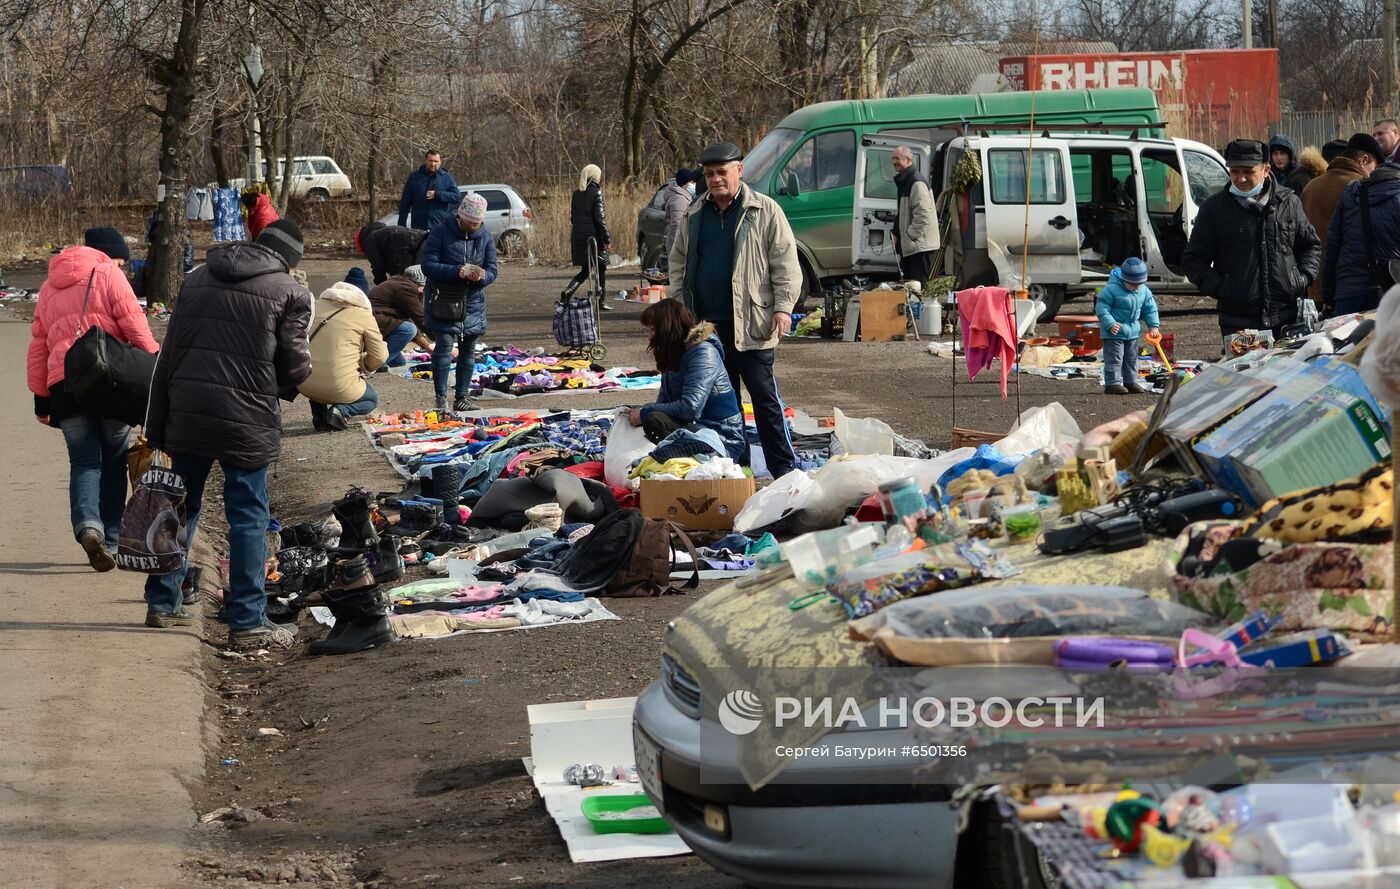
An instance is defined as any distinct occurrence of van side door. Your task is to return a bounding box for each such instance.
[852,134,933,274]
[978,137,1080,287]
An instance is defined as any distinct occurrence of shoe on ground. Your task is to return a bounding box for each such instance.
[1104,384,1129,395]
[599,301,613,311]
[324,406,348,431]
[453,394,476,412]
[312,419,332,433]
[78,528,116,572]
[145,606,196,628]
[1125,383,1148,395]
[374,365,390,374]
[434,395,448,413]
[228,619,298,651]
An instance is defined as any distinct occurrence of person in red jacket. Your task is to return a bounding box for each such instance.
[27,227,158,572]
[241,191,280,241]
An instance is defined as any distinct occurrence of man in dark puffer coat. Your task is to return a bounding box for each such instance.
[144,219,313,651]
[1183,139,1321,346]
[1322,162,1400,315]
[356,221,429,284]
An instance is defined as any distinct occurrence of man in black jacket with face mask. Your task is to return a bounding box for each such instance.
[1182,138,1321,348]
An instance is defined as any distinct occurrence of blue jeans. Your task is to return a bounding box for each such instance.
[58,414,131,549]
[310,382,379,424]
[1102,338,1139,387]
[432,333,476,399]
[144,456,270,629]
[384,321,417,367]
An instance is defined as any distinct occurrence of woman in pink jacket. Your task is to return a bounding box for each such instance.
[27,227,159,572]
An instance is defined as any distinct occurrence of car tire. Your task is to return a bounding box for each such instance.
[954,800,1057,889]
[307,188,330,202]
[499,229,527,257]
[1032,284,1066,324]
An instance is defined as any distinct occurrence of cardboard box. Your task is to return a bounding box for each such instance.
[639,476,756,531]
[855,290,908,342]
[1231,391,1389,504]
[1159,364,1275,473]
[1193,358,1390,502]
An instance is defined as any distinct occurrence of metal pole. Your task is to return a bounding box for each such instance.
[1243,0,1252,49]
[1267,0,1277,49]
[1386,0,1398,115]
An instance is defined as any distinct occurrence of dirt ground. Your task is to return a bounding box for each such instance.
[2,252,1227,888]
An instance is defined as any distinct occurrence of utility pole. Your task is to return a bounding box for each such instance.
[1267,0,1277,49]
[1242,0,1252,49]
[1387,0,1397,114]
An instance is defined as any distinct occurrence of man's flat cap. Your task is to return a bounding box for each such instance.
[699,142,744,165]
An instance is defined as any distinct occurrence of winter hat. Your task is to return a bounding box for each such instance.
[256,219,305,269]
[344,266,371,295]
[403,265,426,286]
[1347,132,1387,165]
[457,192,488,224]
[84,226,130,262]
[675,168,695,186]
[1224,139,1267,167]
[1322,139,1349,164]
[1121,257,1149,285]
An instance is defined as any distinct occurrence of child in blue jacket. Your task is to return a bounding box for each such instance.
[1096,257,1160,395]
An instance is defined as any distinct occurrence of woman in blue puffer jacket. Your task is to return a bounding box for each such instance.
[422,192,498,413]
[627,299,746,461]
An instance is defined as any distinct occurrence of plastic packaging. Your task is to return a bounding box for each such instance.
[834,407,895,456]
[603,410,653,489]
[1218,783,1351,831]
[1000,502,1042,543]
[878,476,927,526]
[860,584,1215,641]
[1260,811,1367,874]
[1362,803,1400,867]
[994,402,1083,458]
[781,523,881,588]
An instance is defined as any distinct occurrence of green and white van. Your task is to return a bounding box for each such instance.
[742,88,1229,317]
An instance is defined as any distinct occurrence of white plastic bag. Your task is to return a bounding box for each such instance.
[733,470,814,533]
[834,407,895,456]
[788,450,973,531]
[994,402,1082,458]
[603,409,653,489]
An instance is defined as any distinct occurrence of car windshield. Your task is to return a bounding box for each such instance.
[742,128,801,193]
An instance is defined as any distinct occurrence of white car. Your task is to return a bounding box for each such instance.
[227,155,353,200]
[378,183,534,256]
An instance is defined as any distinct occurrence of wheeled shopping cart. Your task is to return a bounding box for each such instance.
[554,237,606,361]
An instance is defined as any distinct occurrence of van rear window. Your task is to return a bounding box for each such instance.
[988,149,1065,204]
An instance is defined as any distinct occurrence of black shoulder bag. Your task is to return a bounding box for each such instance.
[63,268,158,426]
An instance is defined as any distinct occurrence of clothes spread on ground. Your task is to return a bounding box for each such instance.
[398,344,661,397]
[957,285,1017,398]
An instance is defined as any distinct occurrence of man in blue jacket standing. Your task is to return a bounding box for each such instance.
[422,192,497,413]
[397,149,463,231]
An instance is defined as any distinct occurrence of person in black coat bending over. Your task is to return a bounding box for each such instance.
[1182,138,1321,350]
[561,163,613,310]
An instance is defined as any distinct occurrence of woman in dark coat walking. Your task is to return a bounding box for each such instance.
[562,164,612,307]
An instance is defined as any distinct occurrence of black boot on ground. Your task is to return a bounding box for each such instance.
[308,585,392,655]
[395,501,442,535]
[366,535,404,584]
[331,488,380,550]
[432,465,464,525]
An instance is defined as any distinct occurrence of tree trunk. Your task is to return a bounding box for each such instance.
[209,112,233,188]
[147,0,205,306]
[366,57,384,224]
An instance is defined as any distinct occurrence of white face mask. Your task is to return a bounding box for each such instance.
[686,182,696,195]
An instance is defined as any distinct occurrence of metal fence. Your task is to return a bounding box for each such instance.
[1278,111,1367,148]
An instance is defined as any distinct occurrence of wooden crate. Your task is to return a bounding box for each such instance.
[857,290,908,342]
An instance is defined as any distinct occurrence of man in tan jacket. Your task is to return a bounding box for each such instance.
[1301,133,1384,303]
[668,141,802,478]
[298,282,388,431]
[892,145,940,286]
